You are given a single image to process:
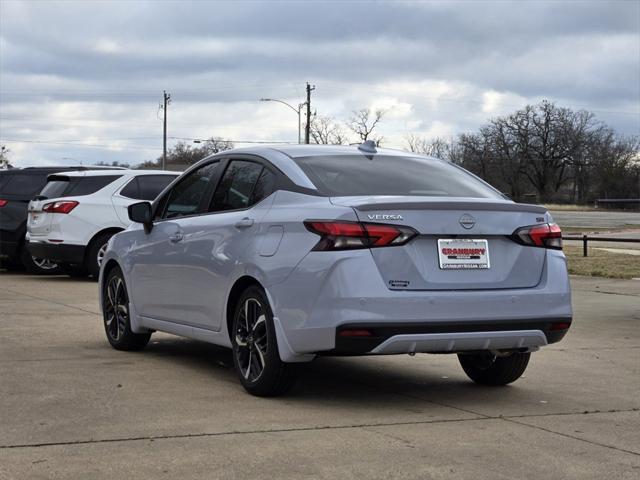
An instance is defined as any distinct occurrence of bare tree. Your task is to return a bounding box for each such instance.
[95,160,131,168]
[310,116,348,145]
[139,137,235,169]
[0,145,13,169]
[405,134,451,159]
[347,108,385,145]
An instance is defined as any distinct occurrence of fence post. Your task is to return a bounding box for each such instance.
[583,234,588,257]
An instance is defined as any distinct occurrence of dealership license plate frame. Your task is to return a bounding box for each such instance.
[437,238,490,270]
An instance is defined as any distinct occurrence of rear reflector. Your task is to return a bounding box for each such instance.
[550,322,571,331]
[43,200,79,214]
[512,223,562,250]
[304,220,417,251]
[0,199,7,207]
[338,329,374,337]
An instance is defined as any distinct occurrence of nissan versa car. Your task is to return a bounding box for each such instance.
[99,142,572,396]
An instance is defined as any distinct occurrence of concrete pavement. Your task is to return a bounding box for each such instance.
[0,273,638,479]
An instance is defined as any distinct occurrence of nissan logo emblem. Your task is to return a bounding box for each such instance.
[459,214,476,229]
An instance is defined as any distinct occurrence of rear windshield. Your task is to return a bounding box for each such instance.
[293,155,501,198]
[38,175,122,199]
[0,173,49,196]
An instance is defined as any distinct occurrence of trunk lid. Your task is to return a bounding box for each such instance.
[331,196,550,291]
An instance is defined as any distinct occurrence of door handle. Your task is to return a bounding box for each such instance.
[234,217,254,229]
[169,231,184,243]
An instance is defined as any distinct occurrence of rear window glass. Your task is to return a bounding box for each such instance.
[0,173,49,196]
[293,155,501,198]
[38,175,122,199]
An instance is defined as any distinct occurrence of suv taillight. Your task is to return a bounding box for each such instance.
[304,220,417,251]
[0,199,7,207]
[512,223,562,250]
[43,200,79,214]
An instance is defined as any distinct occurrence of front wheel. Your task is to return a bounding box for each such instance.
[458,351,531,386]
[102,266,151,351]
[231,286,297,396]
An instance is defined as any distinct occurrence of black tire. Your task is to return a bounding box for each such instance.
[231,286,297,396]
[458,351,531,386]
[19,246,62,275]
[61,264,89,278]
[86,232,115,279]
[102,266,151,351]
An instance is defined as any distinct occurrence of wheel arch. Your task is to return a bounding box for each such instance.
[84,227,125,263]
[226,275,264,342]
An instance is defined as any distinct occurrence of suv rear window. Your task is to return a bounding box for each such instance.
[39,175,122,199]
[293,155,501,198]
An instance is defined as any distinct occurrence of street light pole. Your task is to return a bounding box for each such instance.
[260,98,306,144]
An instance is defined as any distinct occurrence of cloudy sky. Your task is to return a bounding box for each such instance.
[1,0,639,167]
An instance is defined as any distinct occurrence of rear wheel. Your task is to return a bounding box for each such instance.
[87,233,115,279]
[102,266,151,351]
[458,351,530,386]
[19,246,61,275]
[231,286,297,396]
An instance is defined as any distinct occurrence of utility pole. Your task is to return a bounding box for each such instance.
[162,90,171,170]
[305,82,315,144]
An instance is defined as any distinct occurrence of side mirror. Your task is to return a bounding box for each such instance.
[127,202,153,233]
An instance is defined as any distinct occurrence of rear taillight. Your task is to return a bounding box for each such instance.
[304,220,417,251]
[0,199,7,207]
[43,200,79,214]
[512,223,562,250]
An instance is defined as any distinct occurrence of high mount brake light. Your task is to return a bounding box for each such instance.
[43,200,79,214]
[512,223,562,250]
[304,220,418,251]
[0,199,8,207]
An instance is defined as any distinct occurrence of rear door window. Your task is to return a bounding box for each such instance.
[121,175,176,201]
[137,175,176,201]
[209,161,264,212]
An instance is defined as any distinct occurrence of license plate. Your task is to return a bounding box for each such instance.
[438,239,490,270]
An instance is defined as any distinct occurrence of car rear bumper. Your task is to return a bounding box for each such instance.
[268,248,573,359]
[322,318,571,355]
[27,241,85,264]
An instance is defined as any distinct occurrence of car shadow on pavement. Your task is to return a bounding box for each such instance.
[136,336,518,410]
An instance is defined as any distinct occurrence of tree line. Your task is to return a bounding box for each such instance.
[404,101,639,204]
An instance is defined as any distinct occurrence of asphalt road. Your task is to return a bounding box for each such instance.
[0,273,639,479]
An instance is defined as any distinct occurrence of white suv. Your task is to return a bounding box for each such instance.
[27,169,179,278]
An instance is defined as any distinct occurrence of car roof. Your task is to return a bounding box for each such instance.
[50,169,180,178]
[0,165,124,175]
[220,144,420,160]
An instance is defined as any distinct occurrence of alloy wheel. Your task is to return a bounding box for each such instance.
[32,256,58,270]
[234,298,268,382]
[97,243,108,267]
[104,275,128,341]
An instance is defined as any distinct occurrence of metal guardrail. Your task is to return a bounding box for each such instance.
[595,199,640,209]
[563,235,640,257]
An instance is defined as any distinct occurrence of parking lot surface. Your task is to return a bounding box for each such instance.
[1,272,639,479]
